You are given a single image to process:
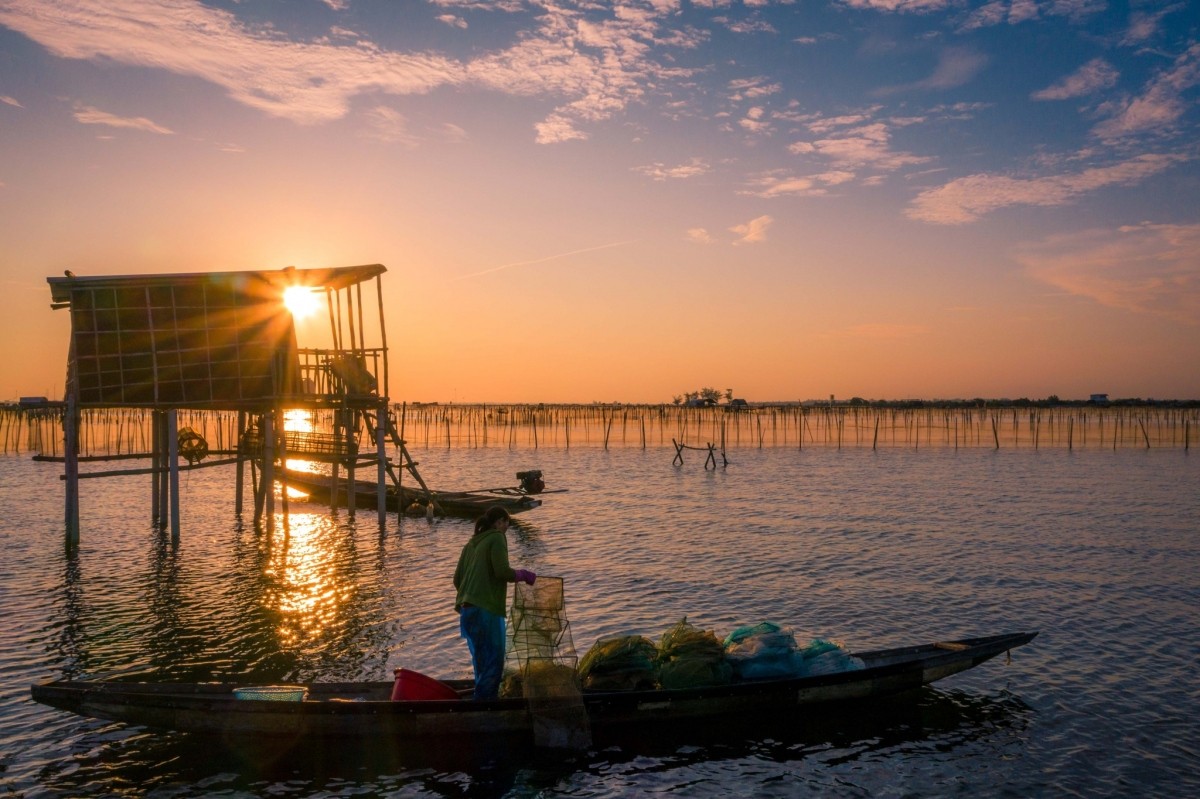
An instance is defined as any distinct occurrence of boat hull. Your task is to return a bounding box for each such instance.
[281,468,542,517]
[31,633,1035,741]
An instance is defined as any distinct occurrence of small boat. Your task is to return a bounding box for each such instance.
[281,467,545,517]
[30,632,1035,741]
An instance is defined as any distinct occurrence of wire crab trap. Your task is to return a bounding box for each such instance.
[507,575,590,748]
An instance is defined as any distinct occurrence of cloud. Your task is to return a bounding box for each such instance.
[959,0,1104,30]
[0,1,461,125]
[633,158,711,181]
[1032,58,1118,100]
[792,121,931,170]
[687,228,713,244]
[360,106,417,146]
[534,113,588,144]
[437,14,468,29]
[1016,223,1200,326]
[838,0,953,12]
[730,214,772,244]
[1091,43,1200,143]
[72,103,174,134]
[1,95,22,107]
[739,106,771,134]
[907,153,1185,224]
[876,46,988,94]
[1121,5,1183,46]
[0,0,696,142]
[727,77,781,102]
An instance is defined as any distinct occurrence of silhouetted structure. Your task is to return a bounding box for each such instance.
[47,264,411,544]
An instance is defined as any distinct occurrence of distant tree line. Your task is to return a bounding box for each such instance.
[836,396,1200,409]
[672,387,734,405]
[662,393,1199,409]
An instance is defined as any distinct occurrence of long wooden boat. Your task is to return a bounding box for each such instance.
[281,467,543,517]
[31,632,1035,741]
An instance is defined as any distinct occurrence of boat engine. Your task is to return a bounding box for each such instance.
[516,470,545,494]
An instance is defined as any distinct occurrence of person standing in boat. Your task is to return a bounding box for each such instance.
[453,505,536,700]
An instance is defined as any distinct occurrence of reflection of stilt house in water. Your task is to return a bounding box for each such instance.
[47,264,424,545]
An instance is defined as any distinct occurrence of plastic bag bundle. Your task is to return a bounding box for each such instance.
[577,635,659,691]
[798,638,866,675]
[723,621,806,680]
[656,618,732,690]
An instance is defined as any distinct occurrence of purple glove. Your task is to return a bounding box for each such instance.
[513,569,536,585]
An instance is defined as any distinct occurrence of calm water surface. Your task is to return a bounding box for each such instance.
[1,446,1197,797]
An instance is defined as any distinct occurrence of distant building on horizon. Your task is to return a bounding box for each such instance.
[1089,393,1109,403]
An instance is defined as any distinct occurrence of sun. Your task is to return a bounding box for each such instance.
[283,286,321,319]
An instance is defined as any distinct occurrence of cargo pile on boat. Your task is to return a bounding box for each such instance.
[502,618,865,697]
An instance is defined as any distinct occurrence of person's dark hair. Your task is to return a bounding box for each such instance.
[474,505,511,535]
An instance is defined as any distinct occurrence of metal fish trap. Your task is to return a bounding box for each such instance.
[511,619,574,662]
[507,576,591,748]
[514,576,563,611]
[508,576,577,665]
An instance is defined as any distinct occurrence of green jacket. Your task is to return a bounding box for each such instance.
[453,529,517,617]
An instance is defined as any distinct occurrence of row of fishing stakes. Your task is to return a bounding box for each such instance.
[5,404,1194,458]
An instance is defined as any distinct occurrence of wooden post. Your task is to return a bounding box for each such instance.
[376,398,387,526]
[262,411,275,530]
[234,410,246,515]
[64,393,80,547]
[151,409,162,523]
[167,408,181,542]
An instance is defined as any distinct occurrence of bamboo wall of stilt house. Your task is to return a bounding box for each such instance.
[41,264,394,546]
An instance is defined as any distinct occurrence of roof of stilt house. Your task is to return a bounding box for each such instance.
[48,265,387,410]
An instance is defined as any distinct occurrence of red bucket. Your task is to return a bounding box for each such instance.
[391,668,460,701]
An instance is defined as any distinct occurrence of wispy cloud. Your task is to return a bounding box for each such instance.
[455,240,636,280]
[1091,43,1200,143]
[791,120,930,171]
[687,228,713,244]
[1016,222,1200,326]
[741,168,861,198]
[1032,58,1118,100]
[960,0,1106,30]
[1,95,22,108]
[839,0,955,12]
[360,106,418,146]
[876,46,988,95]
[730,215,773,245]
[633,158,711,181]
[907,153,1185,224]
[0,0,697,143]
[1120,5,1183,46]
[72,103,173,134]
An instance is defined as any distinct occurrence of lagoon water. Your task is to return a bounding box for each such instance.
[1,444,1197,797]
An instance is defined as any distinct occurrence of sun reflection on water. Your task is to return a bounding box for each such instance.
[261,511,354,649]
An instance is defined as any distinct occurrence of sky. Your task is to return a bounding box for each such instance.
[1,0,1197,404]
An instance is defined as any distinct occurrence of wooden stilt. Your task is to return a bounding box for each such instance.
[377,398,387,526]
[151,409,162,523]
[263,412,275,531]
[64,393,80,547]
[235,411,246,515]
[167,409,181,542]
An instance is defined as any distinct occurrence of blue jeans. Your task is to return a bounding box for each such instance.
[459,605,506,700]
